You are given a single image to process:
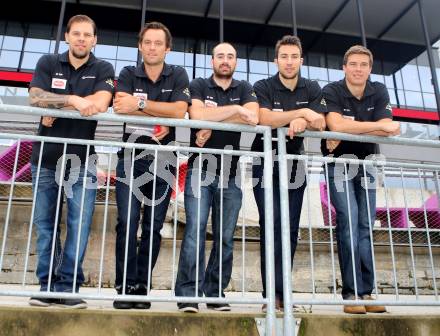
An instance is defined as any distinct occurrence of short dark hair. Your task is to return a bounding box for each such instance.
[343,45,373,66]
[138,21,172,48]
[275,35,302,58]
[211,42,236,59]
[66,15,97,36]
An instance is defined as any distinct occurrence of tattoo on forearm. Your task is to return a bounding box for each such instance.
[29,88,68,109]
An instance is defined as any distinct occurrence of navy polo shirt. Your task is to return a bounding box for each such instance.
[251,74,327,154]
[116,62,190,148]
[188,76,258,176]
[321,79,393,159]
[30,51,115,169]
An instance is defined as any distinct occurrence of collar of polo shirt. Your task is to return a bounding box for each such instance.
[59,51,96,67]
[207,75,240,90]
[341,78,376,98]
[273,73,306,91]
[134,62,173,79]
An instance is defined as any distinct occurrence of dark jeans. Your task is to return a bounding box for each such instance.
[252,163,306,299]
[175,169,242,298]
[115,156,174,289]
[31,164,96,293]
[326,163,376,299]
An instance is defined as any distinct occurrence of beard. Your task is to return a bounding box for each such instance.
[213,65,234,79]
[214,72,233,80]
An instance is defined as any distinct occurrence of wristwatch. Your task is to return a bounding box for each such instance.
[137,96,146,111]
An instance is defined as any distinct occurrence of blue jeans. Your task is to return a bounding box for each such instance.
[175,169,242,298]
[31,164,96,293]
[115,156,174,289]
[253,162,306,299]
[326,163,376,299]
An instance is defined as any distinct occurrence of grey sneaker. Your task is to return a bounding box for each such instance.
[56,298,87,309]
[206,303,231,311]
[29,297,57,307]
[178,302,199,313]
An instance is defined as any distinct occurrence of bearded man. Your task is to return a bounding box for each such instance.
[175,42,258,313]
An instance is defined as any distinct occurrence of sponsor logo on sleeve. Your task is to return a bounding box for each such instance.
[133,92,148,99]
[343,115,355,120]
[183,87,190,97]
[51,78,67,90]
[386,103,392,111]
[105,78,114,88]
[320,98,326,106]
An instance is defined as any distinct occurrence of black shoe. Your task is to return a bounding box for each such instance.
[29,297,57,307]
[113,284,150,309]
[134,283,148,295]
[114,285,135,309]
[206,303,231,311]
[113,300,134,309]
[132,283,151,309]
[132,301,151,309]
[56,298,87,309]
[178,302,199,313]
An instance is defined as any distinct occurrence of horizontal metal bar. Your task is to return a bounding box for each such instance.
[278,127,440,149]
[0,132,265,158]
[0,104,267,134]
[0,290,268,304]
[283,153,440,171]
[1,104,440,149]
[284,299,440,306]
[0,290,438,306]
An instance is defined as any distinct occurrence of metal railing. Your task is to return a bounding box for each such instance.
[0,104,278,333]
[0,104,440,335]
[277,127,440,335]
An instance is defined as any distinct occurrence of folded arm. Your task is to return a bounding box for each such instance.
[113,92,187,119]
[29,87,112,116]
[326,112,399,136]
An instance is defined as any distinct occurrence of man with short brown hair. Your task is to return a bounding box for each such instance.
[252,35,326,312]
[322,45,400,314]
[28,14,114,309]
[112,21,190,309]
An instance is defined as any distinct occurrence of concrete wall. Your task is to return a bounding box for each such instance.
[0,201,439,296]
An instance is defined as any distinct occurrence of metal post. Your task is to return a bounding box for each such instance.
[138,0,148,65]
[355,0,367,47]
[276,128,294,335]
[291,0,297,36]
[263,127,276,335]
[417,0,440,130]
[219,0,224,42]
[54,0,67,55]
